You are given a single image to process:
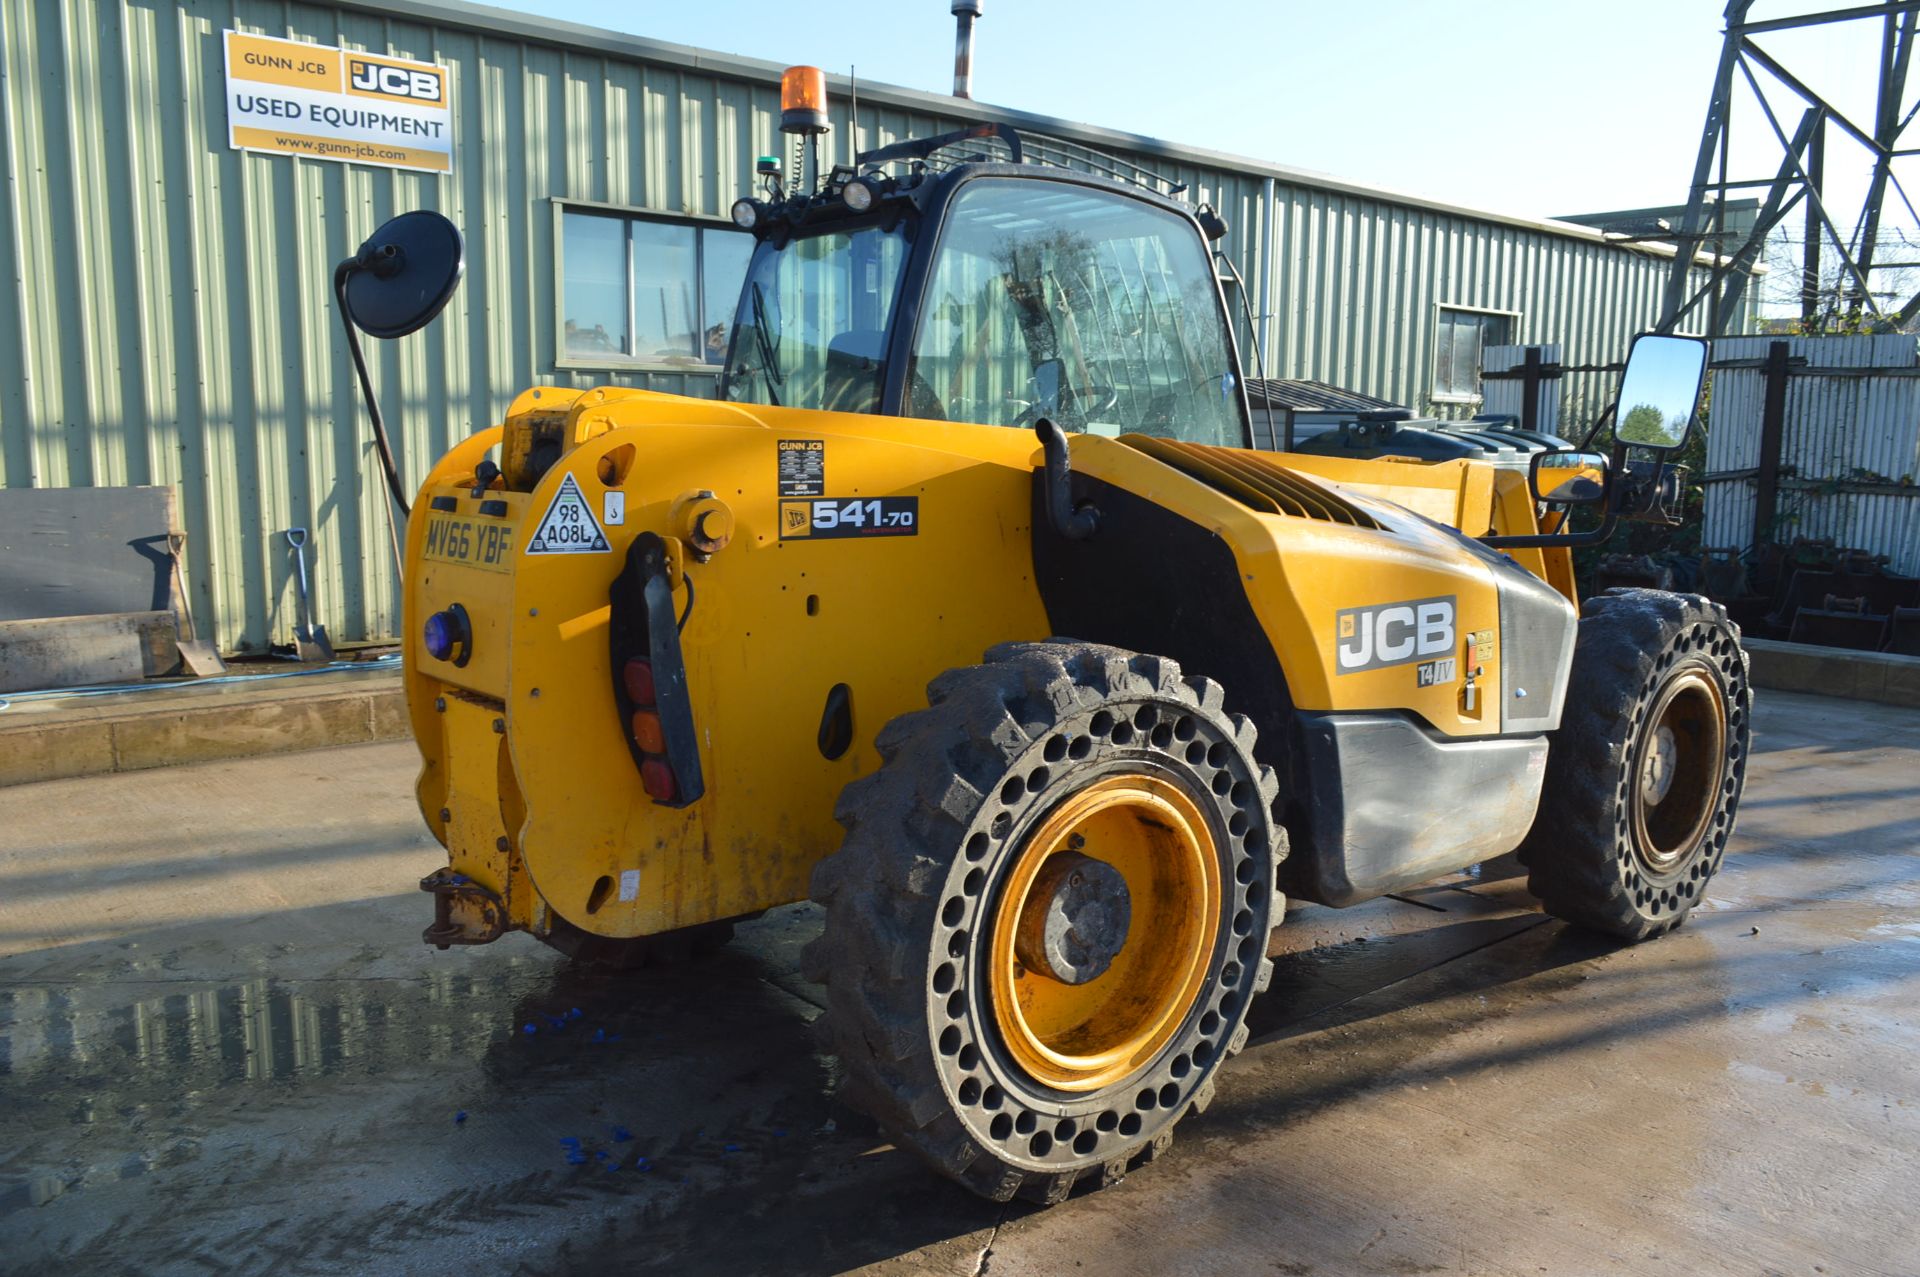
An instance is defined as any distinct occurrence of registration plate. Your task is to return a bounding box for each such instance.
[422,514,514,573]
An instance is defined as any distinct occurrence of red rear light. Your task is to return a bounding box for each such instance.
[640,759,677,802]
[623,658,656,705]
[630,710,666,754]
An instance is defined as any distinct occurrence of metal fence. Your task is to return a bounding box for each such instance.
[1703,335,1920,574]
[1483,345,1564,437]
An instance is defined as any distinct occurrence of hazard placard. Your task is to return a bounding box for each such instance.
[525,473,610,554]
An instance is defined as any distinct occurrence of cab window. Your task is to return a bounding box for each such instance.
[906,178,1245,447]
[721,225,910,414]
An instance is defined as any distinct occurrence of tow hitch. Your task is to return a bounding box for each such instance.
[420,868,507,948]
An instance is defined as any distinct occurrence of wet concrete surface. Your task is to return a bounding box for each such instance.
[1,689,1915,1275]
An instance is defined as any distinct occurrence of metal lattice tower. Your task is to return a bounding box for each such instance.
[1660,0,1920,335]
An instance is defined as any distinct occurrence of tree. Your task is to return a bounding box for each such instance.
[1619,403,1668,441]
[1755,221,1920,335]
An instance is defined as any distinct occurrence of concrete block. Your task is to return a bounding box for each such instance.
[1744,640,1832,694]
[0,612,176,693]
[1877,653,1920,709]
[109,693,375,775]
[1800,652,1861,700]
[1745,637,1920,708]
[368,686,413,741]
[0,668,410,787]
[0,721,116,786]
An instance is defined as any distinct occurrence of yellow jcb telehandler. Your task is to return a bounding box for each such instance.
[330,72,1750,1204]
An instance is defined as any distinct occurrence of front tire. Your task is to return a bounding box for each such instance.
[803,641,1286,1203]
[1518,589,1751,941]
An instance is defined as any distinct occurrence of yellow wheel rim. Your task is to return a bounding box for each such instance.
[988,774,1219,1093]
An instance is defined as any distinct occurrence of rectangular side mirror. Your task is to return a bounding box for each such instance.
[1614,333,1707,451]
[1530,449,1610,505]
[1030,358,1065,418]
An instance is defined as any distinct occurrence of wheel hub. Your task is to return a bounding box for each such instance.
[1014,850,1132,985]
[1631,668,1729,873]
[989,772,1219,1093]
[1640,725,1679,807]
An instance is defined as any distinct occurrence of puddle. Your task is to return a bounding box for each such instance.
[0,962,558,1114]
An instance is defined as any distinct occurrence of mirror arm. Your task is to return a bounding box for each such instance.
[1479,504,1619,550]
[334,258,413,519]
[1576,401,1618,452]
[1481,438,1625,550]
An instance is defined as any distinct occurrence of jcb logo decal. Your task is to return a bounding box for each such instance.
[1335,596,1456,674]
[349,59,443,102]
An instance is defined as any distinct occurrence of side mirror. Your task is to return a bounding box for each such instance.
[1030,358,1065,418]
[342,210,465,339]
[333,209,466,519]
[1530,449,1610,505]
[1614,333,1707,452]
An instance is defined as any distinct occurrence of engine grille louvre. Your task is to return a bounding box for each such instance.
[1119,435,1381,530]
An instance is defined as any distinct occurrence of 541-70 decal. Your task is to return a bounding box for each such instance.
[780,497,918,539]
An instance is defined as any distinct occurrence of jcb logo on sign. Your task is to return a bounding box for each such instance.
[1335,596,1456,674]
[348,59,443,102]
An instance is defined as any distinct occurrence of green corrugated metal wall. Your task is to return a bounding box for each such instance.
[0,0,1728,653]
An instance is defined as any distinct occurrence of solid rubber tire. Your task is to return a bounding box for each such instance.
[1517,589,1751,941]
[803,640,1287,1203]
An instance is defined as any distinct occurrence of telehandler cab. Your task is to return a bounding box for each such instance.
[337,74,1751,1203]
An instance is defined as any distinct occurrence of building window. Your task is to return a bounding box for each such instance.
[560,207,754,367]
[1433,306,1513,400]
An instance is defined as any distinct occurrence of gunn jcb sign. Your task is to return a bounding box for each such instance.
[224,30,452,175]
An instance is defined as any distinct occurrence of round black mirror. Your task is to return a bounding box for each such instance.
[343,210,465,339]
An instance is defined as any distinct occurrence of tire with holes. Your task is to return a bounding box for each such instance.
[540,917,736,969]
[1517,589,1750,941]
[802,640,1287,1204]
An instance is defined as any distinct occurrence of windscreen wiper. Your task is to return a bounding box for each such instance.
[750,283,784,404]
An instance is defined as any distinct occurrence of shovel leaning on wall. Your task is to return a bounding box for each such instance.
[285,528,335,663]
[167,532,227,676]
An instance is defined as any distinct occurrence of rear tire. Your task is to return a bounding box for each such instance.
[1518,589,1751,941]
[803,641,1286,1203]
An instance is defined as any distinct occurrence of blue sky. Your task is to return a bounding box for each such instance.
[491,0,1889,223]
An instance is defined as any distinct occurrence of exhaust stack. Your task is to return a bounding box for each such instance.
[952,0,982,99]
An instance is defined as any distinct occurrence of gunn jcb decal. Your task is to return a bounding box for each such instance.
[1335,596,1456,674]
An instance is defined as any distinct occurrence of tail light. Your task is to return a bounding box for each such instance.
[608,534,705,807]
[629,707,666,754]
[619,658,671,785]
[640,759,677,802]
[622,658,656,707]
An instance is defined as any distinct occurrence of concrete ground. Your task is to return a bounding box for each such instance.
[1,689,1915,1276]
